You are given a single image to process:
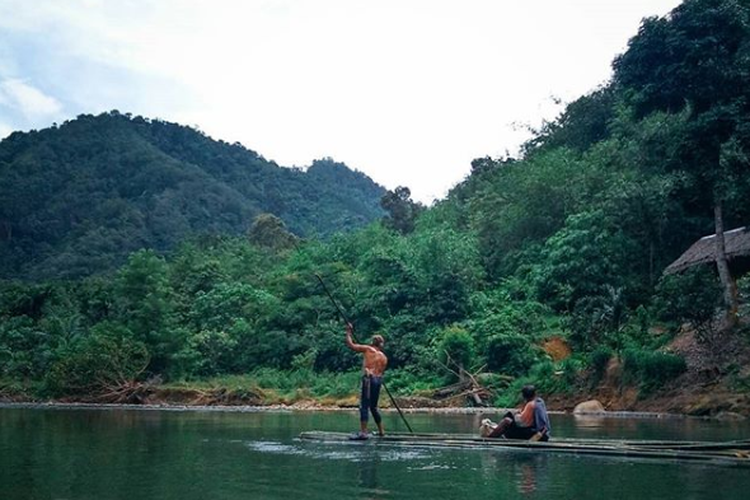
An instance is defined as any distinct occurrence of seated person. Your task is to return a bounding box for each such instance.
[487,385,551,441]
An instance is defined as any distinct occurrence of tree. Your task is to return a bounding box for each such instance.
[523,85,616,155]
[115,250,175,371]
[0,112,385,280]
[380,186,424,235]
[438,325,475,381]
[613,0,750,327]
[247,213,299,251]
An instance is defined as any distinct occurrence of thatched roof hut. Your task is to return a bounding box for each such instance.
[665,226,750,275]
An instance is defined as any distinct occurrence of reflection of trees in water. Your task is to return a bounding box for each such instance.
[574,415,640,434]
[478,450,550,498]
[356,457,391,500]
[571,414,743,442]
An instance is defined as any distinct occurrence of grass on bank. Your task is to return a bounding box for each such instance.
[0,377,37,401]
[162,368,446,406]
[162,369,359,405]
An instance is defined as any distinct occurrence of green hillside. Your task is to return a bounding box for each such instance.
[0,111,385,280]
[2,0,750,414]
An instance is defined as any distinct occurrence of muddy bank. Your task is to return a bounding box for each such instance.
[1,389,746,419]
[2,383,748,418]
[0,401,697,420]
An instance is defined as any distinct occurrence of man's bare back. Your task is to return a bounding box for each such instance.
[345,324,388,376]
[360,346,387,377]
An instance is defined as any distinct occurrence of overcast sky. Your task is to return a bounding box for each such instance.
[0,0,682,203]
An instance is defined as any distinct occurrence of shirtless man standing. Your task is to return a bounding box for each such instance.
[346,322,388,439]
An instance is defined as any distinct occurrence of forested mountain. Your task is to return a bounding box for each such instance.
[2,0,750,413]
[0,111,385,280]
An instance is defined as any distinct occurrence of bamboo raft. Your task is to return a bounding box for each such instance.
[298,431,750,467]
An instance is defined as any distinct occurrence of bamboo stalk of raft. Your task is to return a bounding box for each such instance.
[301,431,749,449]
[298,432,750,465]
[300,432,750,462]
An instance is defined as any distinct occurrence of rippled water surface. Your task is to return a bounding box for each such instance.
[1,407,749,499]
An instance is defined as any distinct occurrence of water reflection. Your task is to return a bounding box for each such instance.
[355,457,390,499]
[479,450,549,498]
[518,462,537,496]
[2,407,750,500]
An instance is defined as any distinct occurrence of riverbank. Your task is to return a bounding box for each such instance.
[2,382,748,419]
[3,332,749,419]
[0,401,703,420]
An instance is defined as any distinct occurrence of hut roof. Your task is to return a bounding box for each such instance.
[664,226,750,275]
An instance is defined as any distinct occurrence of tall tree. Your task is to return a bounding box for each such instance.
[380,186,424,235]
[613,0,750,327]
[247,213,299,251]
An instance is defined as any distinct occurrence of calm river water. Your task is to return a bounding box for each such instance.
[1,406,749,500]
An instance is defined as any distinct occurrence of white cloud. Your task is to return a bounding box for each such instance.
[0,79,63,119]
[0,122,13,139]
[0,0,683,202]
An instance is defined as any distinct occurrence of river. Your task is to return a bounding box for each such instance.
[1,406,748,499]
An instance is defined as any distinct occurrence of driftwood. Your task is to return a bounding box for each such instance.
[94,379,153,404]
[432,352,501,406]
[186,387,264,406]
[0,383,21,402]
[91,359,154,404]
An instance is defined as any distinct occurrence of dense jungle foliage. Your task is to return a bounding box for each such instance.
[2,0,750,403]
[0,112,385,280]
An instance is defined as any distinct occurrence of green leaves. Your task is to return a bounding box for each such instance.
[380,186,424,235]
[621,348,687,392]
[438,325,475,379]
[115,250,175,371]
[614,0,750,116]
[46,321,149,396]
[654,267,724,341]
[0,112,385,280]
[6,2,750,401]
[247,214,299,251]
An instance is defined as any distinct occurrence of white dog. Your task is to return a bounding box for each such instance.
[479,418,498,437]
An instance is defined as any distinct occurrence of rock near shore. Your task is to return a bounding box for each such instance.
[573,400,606,414]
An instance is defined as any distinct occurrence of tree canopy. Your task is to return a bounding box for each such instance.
[0,112,385,280]
[2,1,749,405]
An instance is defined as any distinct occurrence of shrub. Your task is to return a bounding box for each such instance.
[558,356,584,390]
[654,268,722,341]
[239,368,361,399]
[590,346,613,384]
[621,348,686,392]
[485,333,539,376]
[739,275,750,320]
[467,289,547,376]
[183,329,238,377]
[438,325,475,377]
[493,359,579,407]
[640,352,687,388]
[386,368,442,395]
[0,316,51,379]
[291,348,318,371]
[46,322,149,396]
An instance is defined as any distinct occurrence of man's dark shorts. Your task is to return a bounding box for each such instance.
[360,375,382,424]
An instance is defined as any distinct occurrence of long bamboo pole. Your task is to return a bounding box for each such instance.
[314,273,414,434]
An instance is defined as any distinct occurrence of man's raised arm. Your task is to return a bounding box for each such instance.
[345,323,368,353]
